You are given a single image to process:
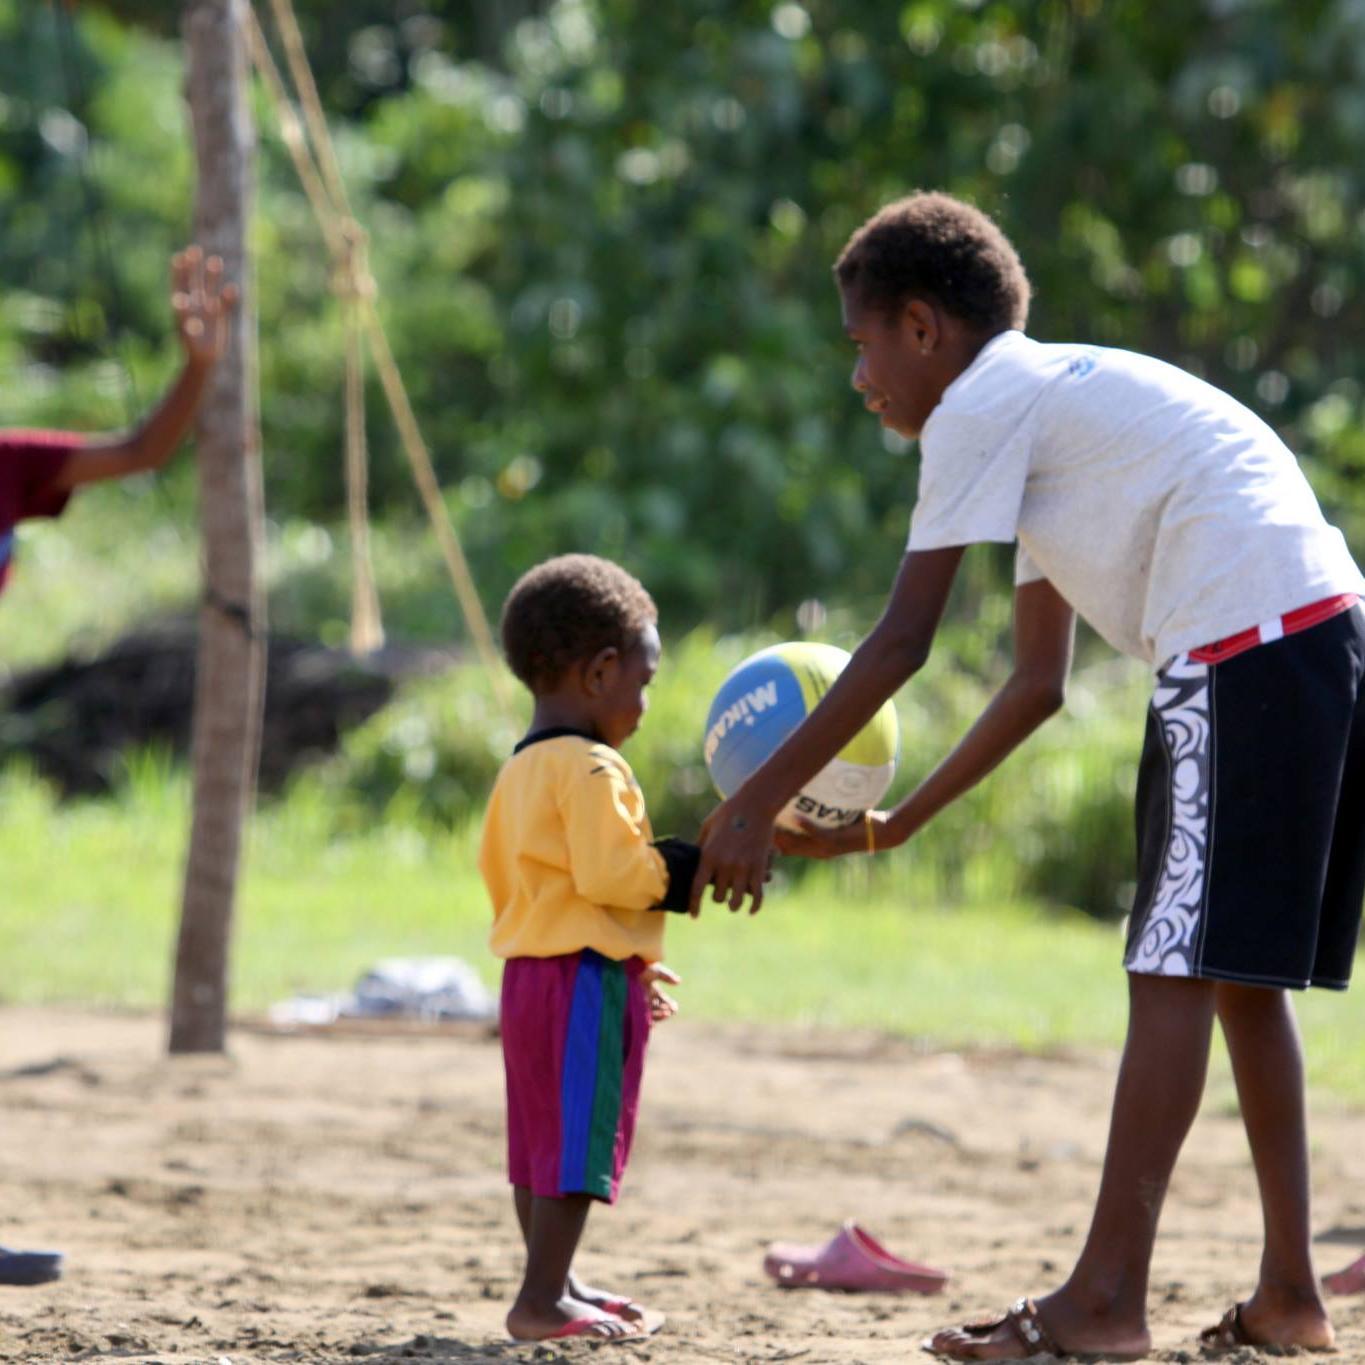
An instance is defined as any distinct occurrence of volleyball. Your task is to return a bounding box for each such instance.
[702,642,899,830]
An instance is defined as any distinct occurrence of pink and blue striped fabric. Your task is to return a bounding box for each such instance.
[501,948,649,1204]
[557,950,629,1198]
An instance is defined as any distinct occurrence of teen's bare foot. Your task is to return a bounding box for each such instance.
[924,1291,1150,1361]
[506,1294,639,1341]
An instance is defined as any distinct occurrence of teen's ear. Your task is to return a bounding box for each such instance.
[902,298,941,355]
[582,645,620,697]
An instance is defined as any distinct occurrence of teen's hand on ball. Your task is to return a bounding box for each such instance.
[775,811,888,860]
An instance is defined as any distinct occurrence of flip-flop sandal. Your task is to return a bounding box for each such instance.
[922,1296,1149,1362]
[764,1219,948,1293]
[922,1297,1062,1360]
[519,1316,643,1342]
[1198,1303,1335,1355]
[0,1248,63,1287]
[1199,1303,1254,1351]
[600,1299,666,1335]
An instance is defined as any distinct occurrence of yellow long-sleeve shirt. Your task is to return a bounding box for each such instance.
[480,730,683,962]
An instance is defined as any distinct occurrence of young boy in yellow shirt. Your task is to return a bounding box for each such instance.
[479,553,698,1343]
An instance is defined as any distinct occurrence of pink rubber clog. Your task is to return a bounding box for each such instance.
[1324,1253,1365,1295]
[763,1219,948,1293]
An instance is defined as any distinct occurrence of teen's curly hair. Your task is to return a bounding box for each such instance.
[500,554,657,692]
[835,192,1030,332]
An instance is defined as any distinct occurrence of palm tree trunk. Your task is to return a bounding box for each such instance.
[169,0,265,1055]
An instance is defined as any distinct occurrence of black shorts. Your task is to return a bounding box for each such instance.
[1124,606,1365,990]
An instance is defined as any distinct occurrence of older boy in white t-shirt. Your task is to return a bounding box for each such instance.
[693,192,1365,1360]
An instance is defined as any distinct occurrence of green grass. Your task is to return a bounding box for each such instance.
[0,761,494,1009]
[4,765,1365,1106]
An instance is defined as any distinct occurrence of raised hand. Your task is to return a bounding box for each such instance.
[172,245,238,368]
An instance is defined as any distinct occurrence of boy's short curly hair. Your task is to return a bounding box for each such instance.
[500,554,658,692]
[834,192,1030,332]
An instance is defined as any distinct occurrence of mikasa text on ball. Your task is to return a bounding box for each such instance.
[702,642,899,830]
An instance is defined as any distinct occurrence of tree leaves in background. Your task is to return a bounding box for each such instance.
[2,0,1363,632]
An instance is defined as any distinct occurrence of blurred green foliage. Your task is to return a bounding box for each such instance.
[2,0,1364,633]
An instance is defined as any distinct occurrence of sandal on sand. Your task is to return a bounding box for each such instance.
[921,1297,1061,1360]
[600,1299,666,1336]
[922,1296,1148,1362]
[0,1248,62,1287]
[529,1316,643,1342]
[1199,1304,1254,1351]
[764,1219,947,1293]
[1198,1303,1334,1354]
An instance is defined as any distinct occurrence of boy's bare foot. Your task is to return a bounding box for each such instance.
[506,1294,640,1342]
[566,1276,666,1335]
[924,1291,1150,1361]
[568,1274,652,1322]
[1202,1288,1334,1351]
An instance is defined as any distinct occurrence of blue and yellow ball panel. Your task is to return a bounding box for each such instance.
[703,642,898,830]
[704,649,809,800]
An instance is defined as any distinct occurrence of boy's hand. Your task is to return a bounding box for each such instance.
[641,963,681,1023]
[775,810,889,860]
[172,245,239,369]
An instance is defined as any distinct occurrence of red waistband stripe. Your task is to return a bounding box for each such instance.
[1188,594,1360,665]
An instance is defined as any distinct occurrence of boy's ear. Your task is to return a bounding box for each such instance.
[582,645,620,696]
[903,298,940,355]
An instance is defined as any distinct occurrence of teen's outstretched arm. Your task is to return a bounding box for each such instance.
[690,545,965,914]
[776,577,1075,860]
[53,247,238,490]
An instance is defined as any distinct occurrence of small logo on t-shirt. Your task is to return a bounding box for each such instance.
[1067,355,1096,379]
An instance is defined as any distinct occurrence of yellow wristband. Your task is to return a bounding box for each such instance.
[864,809,876,855]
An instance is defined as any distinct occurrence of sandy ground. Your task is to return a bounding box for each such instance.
[1,1008,1364,1364]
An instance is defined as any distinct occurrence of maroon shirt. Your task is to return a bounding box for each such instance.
[0,430,81,597]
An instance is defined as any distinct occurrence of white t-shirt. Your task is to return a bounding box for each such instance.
[908,330,1365,666]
